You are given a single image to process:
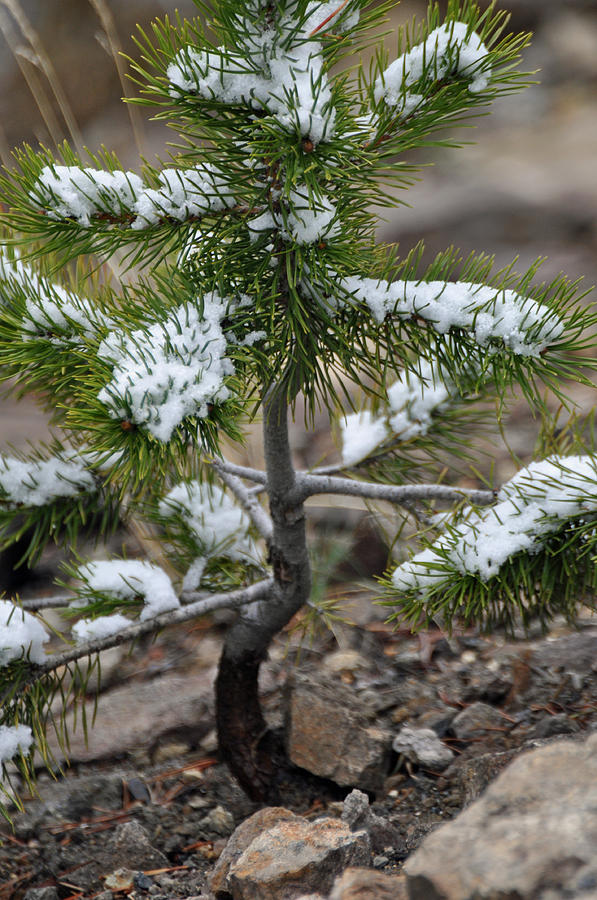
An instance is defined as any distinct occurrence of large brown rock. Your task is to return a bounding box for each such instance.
[226,817,371,900]
[405,732,597,899]
[284,675,392,791]
[210,808,300,896]
[329,867,409,899]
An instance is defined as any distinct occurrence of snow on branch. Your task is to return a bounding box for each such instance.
[32,163,235,230]
[0,251,110,339]
[159,480,263,592]
[0,725,33,766]
[97,293,234,441]
[167,2,359,145]
[340,359,459,465]
[0,451,96,508]
[392,455,597,596]
[36,578,274,675]
[375,21,491,118]
[74,559,181,626]
[336,276,564,356]
[247,185,339,246]
[0,600,49,666]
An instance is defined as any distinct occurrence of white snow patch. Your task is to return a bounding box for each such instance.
[130,165,235,229]
[97,294,234,442]
[72,613,133,643]
[337,276,564,356]
[387,361,451,440]
[375,21,490,112]
[341,411,388,466]
[0,600,48,666]
[284,186,339,244]
[392,455,597,593]
[247,187,339,246]
[181,557,207,593]
[77,560,180,621]
[0,251,110,338]
[0,725,33,764]
[35,166,144,227]
[166,2,359,144]
[160,481,259,591]
[34,164,234,229]
[340,360,464,464]
[0,454,95,508]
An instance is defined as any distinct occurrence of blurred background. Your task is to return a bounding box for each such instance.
[0,0,595,464]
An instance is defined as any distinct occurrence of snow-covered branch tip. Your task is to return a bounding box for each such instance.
[374,21,492,118]
[31,163,236,230]
[167,1,360,146]
[391,455,597,596]
[336,275,564,355]
[340,358,464,466]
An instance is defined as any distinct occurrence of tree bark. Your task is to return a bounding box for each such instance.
[215,385,311,800]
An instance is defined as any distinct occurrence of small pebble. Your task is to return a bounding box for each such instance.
[133,872,154,891]
[373,854,390,868]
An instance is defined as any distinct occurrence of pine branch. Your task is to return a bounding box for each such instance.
[32,577,273,678]
[212,463,273,542]
[295,472,495,507]
[213,460,268,484]
[20,594,76,612]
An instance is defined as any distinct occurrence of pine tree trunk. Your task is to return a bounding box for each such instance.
[215,385,311,800]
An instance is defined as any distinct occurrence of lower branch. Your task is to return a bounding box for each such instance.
[295,472,496,507]
[33,578,273,677]
[213,465,274,542]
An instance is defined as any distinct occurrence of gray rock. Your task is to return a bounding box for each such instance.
[226,817,371,900]
[532,712,580,739]
[210,807,300,896]
[24,889,60,900]
[340,789,402,854]
[450,702,508,741]
[200,804,235,836]
[13,772,124,839]
[533,630,597,677]
[456,747,520,805]
[47,668,215,764]
[109,820,169,872]
[285,674,392,791]
[405,732,597,899]
[329,867,409,899]
[392,726,454,771]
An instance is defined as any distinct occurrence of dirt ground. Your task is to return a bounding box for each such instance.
[2,595,597,898]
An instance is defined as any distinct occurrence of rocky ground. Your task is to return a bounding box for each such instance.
[2,596,597,899]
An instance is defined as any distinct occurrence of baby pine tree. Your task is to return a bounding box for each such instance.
[0,0,595,808]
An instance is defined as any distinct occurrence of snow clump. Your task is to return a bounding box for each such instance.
[0,453,95,508]
[76,560,180,622]
[0,725,34,765]
[97,294,234,442]
[0,600,49,666]
[34,164,235,229]
[160,481,260,592]
[167,2,360,145]
[375,22,491,116]
[392,455,597,594]
[337,276,564,356]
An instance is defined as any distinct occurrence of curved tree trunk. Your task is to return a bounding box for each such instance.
[215,385,311,801]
